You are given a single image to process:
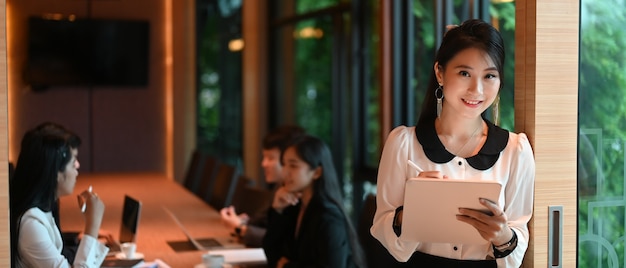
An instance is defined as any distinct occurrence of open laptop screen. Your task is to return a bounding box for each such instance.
[119,195,142,243]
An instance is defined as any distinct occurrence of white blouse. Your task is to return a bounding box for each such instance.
[17,207,109,268]
[370,122,535,268]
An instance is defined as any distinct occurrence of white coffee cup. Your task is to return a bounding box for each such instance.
[121,242,137,259]
[202,253,225,268]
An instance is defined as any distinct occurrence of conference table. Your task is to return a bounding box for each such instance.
[58,172,261,267]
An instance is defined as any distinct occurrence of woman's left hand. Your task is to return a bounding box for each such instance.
[276,256,289,268]
[456,198,513,246]
[220,206,249,230]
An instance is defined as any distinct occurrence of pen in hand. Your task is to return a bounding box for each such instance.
[408,160,448,179]
[407,160,424,172]
[80,185,93,213]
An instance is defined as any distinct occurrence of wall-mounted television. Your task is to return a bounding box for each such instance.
[23,17,150,90]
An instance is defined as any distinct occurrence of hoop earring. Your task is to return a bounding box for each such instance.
[435,85,444,117]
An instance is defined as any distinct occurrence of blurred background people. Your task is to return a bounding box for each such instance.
[262,135,365,268]
[220,125,305,247]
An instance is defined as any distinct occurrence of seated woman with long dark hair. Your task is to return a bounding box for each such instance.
[262,135,365,268]
[10,122,109,267]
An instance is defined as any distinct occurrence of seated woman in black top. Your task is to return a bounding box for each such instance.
[262,135,365,268]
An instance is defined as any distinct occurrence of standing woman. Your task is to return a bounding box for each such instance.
[371,19,535,267]
[10,123,109,267]
[262,135,365,268]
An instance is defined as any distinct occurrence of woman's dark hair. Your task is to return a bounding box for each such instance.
[285,135,366,267]
[10,122,81,266]
[418,19,505,126]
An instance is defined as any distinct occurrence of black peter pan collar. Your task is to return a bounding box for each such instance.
[415,116,509,170]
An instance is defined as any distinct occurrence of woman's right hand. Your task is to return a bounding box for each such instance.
[78,189,105,238]
[272,186,301,214]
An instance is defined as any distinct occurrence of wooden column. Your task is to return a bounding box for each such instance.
[516,1,579,267]
[379,0,393,140]
[1,0,10,265]
[171,0,197,182]
[242,0,268,183]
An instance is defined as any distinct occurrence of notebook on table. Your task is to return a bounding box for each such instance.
[163,207,244,252]
[400,178,502,245]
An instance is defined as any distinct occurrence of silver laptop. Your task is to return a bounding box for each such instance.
[163,207,244,250]
[108,195,142,253]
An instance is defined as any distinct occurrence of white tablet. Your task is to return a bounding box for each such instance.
[400,178,502,245]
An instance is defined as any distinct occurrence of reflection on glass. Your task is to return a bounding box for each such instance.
[579,1,626,267]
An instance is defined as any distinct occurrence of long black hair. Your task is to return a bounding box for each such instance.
[418,19,505,126]
[286,135,366,267]
[10,122,81,266]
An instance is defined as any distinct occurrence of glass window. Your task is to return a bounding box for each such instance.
[412,0,436,122]
[279,17,334,142]
[270,0,383,214]
[197,2,243,165]
[578,1,626,266]
[490,1,515,130]
[365,0,381,167]
[272,0,344,17]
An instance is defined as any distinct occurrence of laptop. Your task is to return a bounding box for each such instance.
[108,195,142,253]
[163,207,244,251]
[401,178,502,245]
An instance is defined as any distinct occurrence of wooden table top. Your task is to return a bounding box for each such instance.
[58,173,238,267]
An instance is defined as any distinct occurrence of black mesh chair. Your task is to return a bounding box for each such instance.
[230,176,274,217]
[203,163,240,209]
[196,156,220,198]
[182,150,206,193]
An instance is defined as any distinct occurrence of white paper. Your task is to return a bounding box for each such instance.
[206,248,267,265]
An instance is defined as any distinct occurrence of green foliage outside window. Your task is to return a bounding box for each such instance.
[578,0,626,267]
[292,18,334,143]
[292,0,341,144]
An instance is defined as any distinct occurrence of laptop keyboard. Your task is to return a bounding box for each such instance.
[197,238,223,248]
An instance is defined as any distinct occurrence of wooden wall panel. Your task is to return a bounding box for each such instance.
[516,1,579,267]
[1,0,195,265]
[7,0,170,174]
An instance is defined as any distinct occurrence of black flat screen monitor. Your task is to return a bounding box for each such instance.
[24,17,150,89]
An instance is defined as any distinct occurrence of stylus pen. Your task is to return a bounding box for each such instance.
[81,185,93,213]
[407,160,424,173]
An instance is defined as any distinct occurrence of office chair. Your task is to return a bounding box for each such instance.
[230,176,274,217]
[204,163,240,209]
[196,156,220,198]
[182,150,207,193]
